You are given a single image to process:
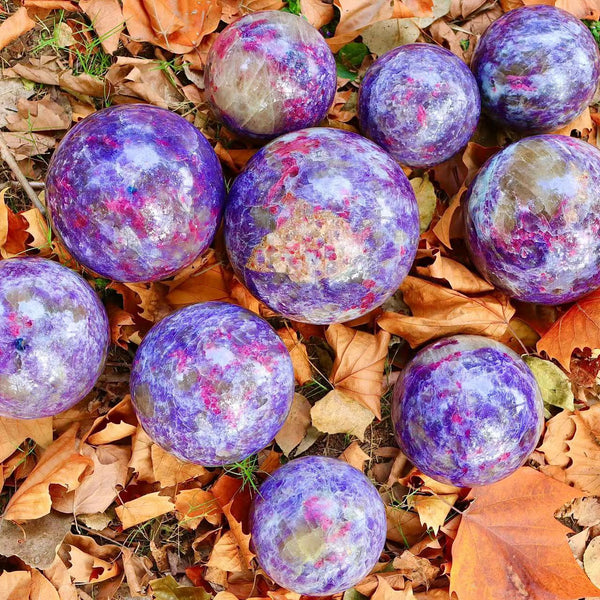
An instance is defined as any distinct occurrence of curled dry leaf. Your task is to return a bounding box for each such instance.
[407,493,459,534]
[392,551,440,589]
[0,187,30,257]
[84,395,138,445]
[151,443,213,487]
[275,393,312,456]
[538,409,575,469]
[277,328,313,385]
[175,488,222,529]
[106,302,136,349]
[411,174,437,235]
[451,467,600,600]
[301,0,335,28]
[0,414,52,462]
[386,505,427,546]
[6,96,71,132]
[166,257,231,308]
[3,425,94,522]
[326,323,390,419]
[115,491,175,530]
[378,276,515,347]
[339,440,370,472]
[0,570,60,600]
[361,18,421,56]
[0,7,36,52]
[59,533,121,584]
[79,0,124,54]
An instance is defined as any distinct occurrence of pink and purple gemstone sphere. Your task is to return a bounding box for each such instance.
[472,5,600,132]
[392,335,544,487]
[130,302,294,466]
[0,258,109,419]
[358,44,480,168]
[204,11,336,139]
[465,135,600,304]
[251,456,386,595]
[46,104,225,283]
[225,128,419,324]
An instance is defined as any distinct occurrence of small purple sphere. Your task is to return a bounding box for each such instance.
[130,302,294,466]
[465,135,600,304]
[204,11,336,139]
[46,104,225,283]
[358,44,480,168]
[472,5,600,132]
[392,335,543,487]
[225,128,419,324]
[250,456,386,595]
[0,258,109,419]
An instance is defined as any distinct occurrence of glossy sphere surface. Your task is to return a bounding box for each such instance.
[0,258,109,419]
[358,44,480,168]
[251,456,386,595]
[472,5,600,132]
[46,104,225,282]
[205,11,336,138]
[225,128,419,324]
[465,135,600,304]
[130,302,294,466]
[392,335,543,487]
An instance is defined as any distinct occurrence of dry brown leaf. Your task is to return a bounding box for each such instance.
[386,505,427,546]
[0,415,53,462]
[52,444,130,515]
[80,0,124,54]
[451,467,600,600]
[407,493,458,534]
[339,440,369,472]
[301,0,335,28]
[0,570,59,600]
[151,443,213,487]
[222,499,255,571]
[431,186,465,248]
[4,426,93,522]
[175,488,222,529]
[123,281,171,323]
[214,144,257,174]
[555,0,600,19]
[123,0,222,53]
[129,426,154,481]
[116,491,175,529]
[416,253,494,294]
[0,187,30,257]
[552,107,594,137]
[166,257,231,307]
[277,328,312,385]
[392,551,440,589]
[0,7,36,51]
[6,96,71,132]
[372,577,414,600]
[537,290,600,370]
[275,393,312,456]
[311,389,375,441]
[44,555,78,600]
[326,323,389,419]
[85,395,138,445]
[21,207,52,256]
[565,407,600,495]
[106,303,137,348]
[206,531,245,572]
[378,276,515,347]
[538,410,575,469]
[60,533,121,584]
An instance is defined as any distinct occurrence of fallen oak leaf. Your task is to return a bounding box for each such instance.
[537,289,600,371]
[115,491,175,530]
[450,467,600,600]
[3,425,94,522]
[538,409,575,469]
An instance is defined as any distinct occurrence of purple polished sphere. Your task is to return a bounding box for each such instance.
[0,258,109,419]
[472,5,600,132]
[46,104,225,283]
[130,302,294,466]
[392,335,543,487]
[250,456,386,595]
[465,135,600,304]
[204,11,336,139]
[358,44,480,168]
[225,128,419,324]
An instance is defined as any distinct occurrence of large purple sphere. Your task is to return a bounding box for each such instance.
[204,11,336,139]
[250,456,386,595]
[0,258,109,419]
[465,135,600,304]
[392,335,543,487]
[225,128,419,324]
[472,5,600,132]
[358,44,480,168]
[46,104,225,283]
[130,302,294,466]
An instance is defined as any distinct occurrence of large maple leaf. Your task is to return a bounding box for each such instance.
[450,467,600,600]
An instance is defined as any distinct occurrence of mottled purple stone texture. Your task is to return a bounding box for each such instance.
[472,5,600,132]
[0,258,109,419]
[46,104,225,283]
[250,456,386,595]
[130,302,294,466]
[225,128,419,324]
[465,135,600,304]
[358,43,480,168]
[392,335,544,487]
[204,11,336,138]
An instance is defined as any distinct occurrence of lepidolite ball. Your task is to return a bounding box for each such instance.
[358,44,480,168]
[251,456,386,595]
[392,335,543,487]
[46,104,225,283]
[0,258,109,419]
[472,5,600,132]
[130,302,294,466]
[225,128,419,324]
[465,135,600,304]
[204,11,336,138]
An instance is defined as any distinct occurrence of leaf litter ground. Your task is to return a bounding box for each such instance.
[1,0,600,599]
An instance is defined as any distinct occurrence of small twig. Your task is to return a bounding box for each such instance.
[0,134,47,215]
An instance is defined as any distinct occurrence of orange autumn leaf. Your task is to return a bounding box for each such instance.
[166,259,231,308]
[537,290,600,370]
[326,323,390,419]
[301,0,335,28]
[79,0,124,54]
[450,467,600,600]
[378,276,515,348]
[175,488,222,529]
[563,407,600,495]
[106,302,136,349]
[3,425,94,522]
[415,253,494,294]
[0,7,36,51]
[84,395,138,445]
[277,327,312,385]
[0,187,29,257]
[116,491,175,529]
[0,414,53,462]
[60,533,121,584]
